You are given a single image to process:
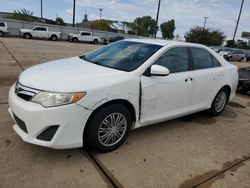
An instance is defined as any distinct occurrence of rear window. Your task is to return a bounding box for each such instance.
[0,22,5,27]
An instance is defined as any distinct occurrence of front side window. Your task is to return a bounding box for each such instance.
[84,41,162,71]
[191,48,213,70]
[82,32,91,36]
[154,47,190,73]
[34,27,46,31]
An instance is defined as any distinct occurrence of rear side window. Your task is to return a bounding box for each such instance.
[154,47,190,73]
[0,22,5,27]
[212,57,221,67]
[191,48,213,70]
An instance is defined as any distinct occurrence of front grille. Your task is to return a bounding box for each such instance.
[17,93,33,101]
[36,125,59,141]
[15,82,37,101]
[13,113,28,133]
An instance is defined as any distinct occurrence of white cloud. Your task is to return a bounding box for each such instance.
[63,0,250,39]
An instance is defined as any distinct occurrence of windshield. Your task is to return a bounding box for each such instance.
[83,41,162,71]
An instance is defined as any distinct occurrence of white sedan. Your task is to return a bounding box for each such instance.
[8,39,238,152]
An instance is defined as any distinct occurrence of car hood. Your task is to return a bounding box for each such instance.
[18,57,127,92]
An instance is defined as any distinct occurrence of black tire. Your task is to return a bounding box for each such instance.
[50,35,58,41]
[208,87,229,116]
[72,37,78,42]
[24,33,31,39]
[0,31,3,37]
[93,39,98,44]
[84,104,132,153]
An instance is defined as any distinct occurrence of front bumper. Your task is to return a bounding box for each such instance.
[8,85,92,149]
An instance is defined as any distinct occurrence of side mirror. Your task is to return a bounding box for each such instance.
[150,65,170,76]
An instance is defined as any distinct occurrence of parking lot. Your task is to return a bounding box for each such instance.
[0,37,250,188]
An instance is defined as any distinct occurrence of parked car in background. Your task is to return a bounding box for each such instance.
[109,36,124,43]
[19,26,61,41]
[232,50,245,62]
[218,49,233,61]
[210,47,220,53]
[0,21,8,37]
[9,39,238,152]
[68,31,101,44]
[245,53,250,62]
[237,66,250,94]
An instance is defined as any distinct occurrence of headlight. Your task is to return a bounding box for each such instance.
[31,91,86,107]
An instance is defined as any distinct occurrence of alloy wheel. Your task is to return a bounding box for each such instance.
[214,91,227,112]
[98,113,127,147]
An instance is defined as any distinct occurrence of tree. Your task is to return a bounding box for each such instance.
[184,26,226,46]
[91,20,112,31]
[160,19,175,39]
[226,39,250,49]
[132,16,157,37]
[9,8,38,22]
[55,17,65,26]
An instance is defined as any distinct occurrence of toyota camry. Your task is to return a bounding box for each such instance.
[8,39,238,152]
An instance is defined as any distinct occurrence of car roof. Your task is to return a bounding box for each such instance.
[124,38,207,48]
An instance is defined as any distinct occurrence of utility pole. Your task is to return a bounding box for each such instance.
[73,0,76,27]
[233,0,244,41]
[155,0,161,38]
[203,16,209,29]
[40,0,43,19]
[99,8,103,20]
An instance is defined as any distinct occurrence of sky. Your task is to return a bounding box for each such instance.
[0,0,249,40]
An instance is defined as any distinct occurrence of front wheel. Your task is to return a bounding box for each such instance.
[84,104,132,152]
[24,33,31,39]
[208,88,229,116]
[72,37,78,42]
[93,39,98,44]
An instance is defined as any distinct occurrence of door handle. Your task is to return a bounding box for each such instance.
[185,77,193,82]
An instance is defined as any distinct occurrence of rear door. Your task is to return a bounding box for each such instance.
[189,47,224,112]
[140,47,194,125]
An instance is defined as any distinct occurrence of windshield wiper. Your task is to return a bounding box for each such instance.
[81,55,100,65]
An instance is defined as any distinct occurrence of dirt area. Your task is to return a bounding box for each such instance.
[0,37,250,188]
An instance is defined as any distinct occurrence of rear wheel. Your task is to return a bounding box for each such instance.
[24,33,31,39]
[208,87,229,116]
[84,104,132,152]
[51,35,58,41]
[93,39,98,44]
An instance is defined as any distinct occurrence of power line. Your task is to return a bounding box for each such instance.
[233,0,244,41]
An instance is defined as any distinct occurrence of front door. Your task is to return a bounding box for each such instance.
[140,47,194,125]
